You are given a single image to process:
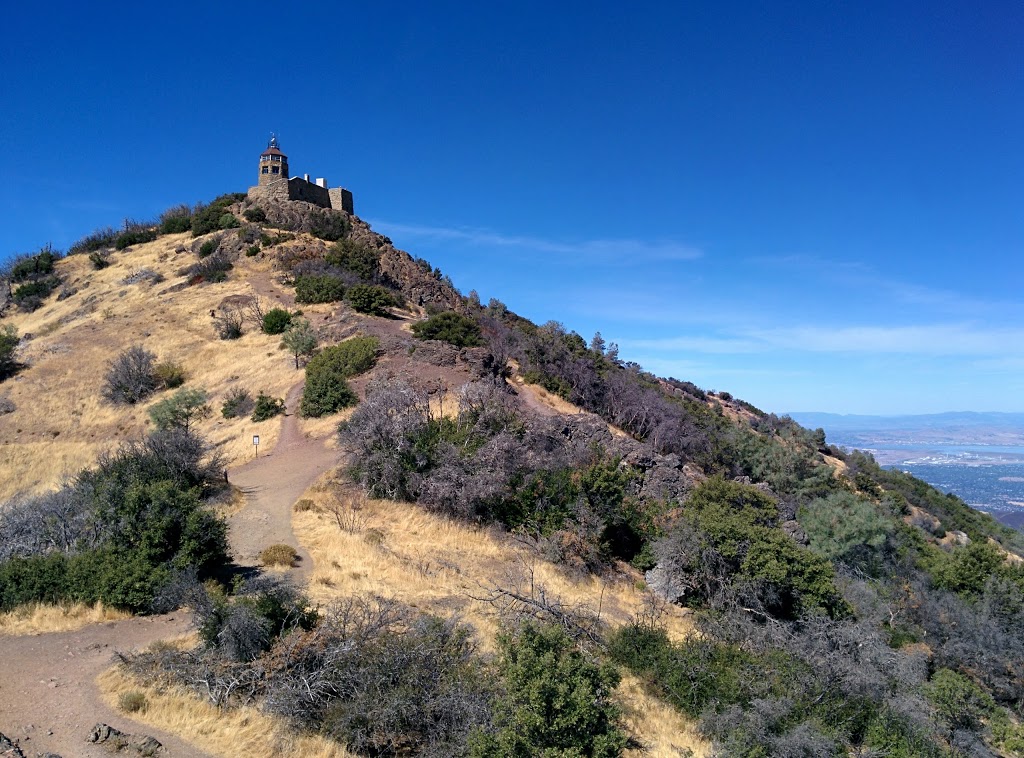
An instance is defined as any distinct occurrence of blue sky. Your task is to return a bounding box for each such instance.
[3,2,1022,415]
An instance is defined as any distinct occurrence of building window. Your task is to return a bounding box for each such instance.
[272,166,279,174]
[261,165,269,174]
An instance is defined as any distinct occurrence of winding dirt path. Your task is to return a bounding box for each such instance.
[0,381,338,757]
[0,614,209,757]
[227,382,338,583]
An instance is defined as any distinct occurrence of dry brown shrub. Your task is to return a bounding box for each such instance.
[260,544,298,567]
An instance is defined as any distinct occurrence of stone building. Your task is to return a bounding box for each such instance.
[247,135,354,214]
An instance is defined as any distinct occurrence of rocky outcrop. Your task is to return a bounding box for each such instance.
[88,724,161,755]
[0,733,27,758]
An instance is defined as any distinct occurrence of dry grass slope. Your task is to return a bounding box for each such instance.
[0,601,131,635]
[0,233,343,500]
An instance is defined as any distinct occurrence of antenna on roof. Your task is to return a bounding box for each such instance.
[268,132,280,150]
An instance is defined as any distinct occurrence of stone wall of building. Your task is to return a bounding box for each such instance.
[248,166,354,215]
[247,179,291,204]
[286,177,332,206]
[328,187,354,214]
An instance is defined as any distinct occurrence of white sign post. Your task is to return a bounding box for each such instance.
[253,435,260,458]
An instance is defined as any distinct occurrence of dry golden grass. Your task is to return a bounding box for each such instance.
[291,473,710,753]
[260,543,298,567]
[619,673,710,757]
[98,667,354,758]
[0,601,131,635]
[0,233,340,499]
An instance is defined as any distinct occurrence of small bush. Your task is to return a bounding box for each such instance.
[198,239,218,258]
[245,244,260,257]
[260,544,298,567]
[148,388,210,432]
[68,227,117,255]
[214,307,244,339]
[262,308,292,334]
[89,251,110,269]
[221,388,253,419]
[300,337,380,417]
[282,318,318,368]
[115,227,158,250]
[412,311,482,348]
[191,193,246,237]
[191,255,233,284]
[12,277,59,310]
[104,345,158,405]
[251,392,285,422]
[219,212,240,230]
[118,691,148,714]
[243,206,267,223]
[159,204,192,234]
[309,208,348,241]
[346,284,397,315]
[153,361,186,389]
[294,274,346,304]
[326,239,379,280]
[471,622,627,757]
[8,246,59,281]
[0,325,19,381]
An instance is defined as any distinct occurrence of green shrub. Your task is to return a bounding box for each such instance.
[221,387,252,419]
[198,239,218,258]
[245,244,260,257]
[609,623,758,717]
[9,247,58,281]
[411,311,482,348]
[115,227,158,250]
[153,360,186,388]
[470,623,627,757]
[657,477,849,619]
[0,325,18,380]
[218,212,240,230]
[88,251,110,269]
[281,318,318,368]
[799,491,893,569]
[243,206,267,223]
[313,336,378,377]
[309,208,348,241]
[924,540,1008,597]
[68,227,117,255]
[262,308,292,334]
[346,284,397,315]
[251,392,285,422]
[294,274,346,304]
[191,193,245,237]
[300,372,358,418]
[0,478,228,613]
[158,211,192,234]
[300,337,378,417]
[148,388,210,432]
[13,277,59,310]
[326,239,379,280]
[924,668,995,734]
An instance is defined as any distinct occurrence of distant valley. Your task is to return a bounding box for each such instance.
[790,411,1024,530]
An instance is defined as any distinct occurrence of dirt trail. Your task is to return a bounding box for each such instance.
[0,614,210,757]
[0,380,338,757]
[227,381,338,582]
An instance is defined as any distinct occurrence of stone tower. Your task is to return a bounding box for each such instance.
[258,134,288,185]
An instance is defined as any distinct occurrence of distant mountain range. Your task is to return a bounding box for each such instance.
[787,411,1024,447]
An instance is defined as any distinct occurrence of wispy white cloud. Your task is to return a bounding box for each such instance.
[366,220,703,263]
[623,323,1024,357]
